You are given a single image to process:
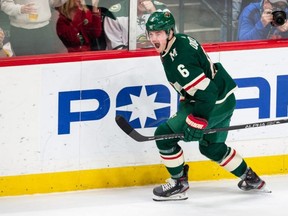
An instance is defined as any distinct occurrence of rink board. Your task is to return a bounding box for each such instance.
[0,43,288,196]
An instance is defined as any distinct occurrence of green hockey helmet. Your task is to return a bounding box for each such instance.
[146,11,175,34]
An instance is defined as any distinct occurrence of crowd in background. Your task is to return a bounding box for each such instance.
[0,0,288,57]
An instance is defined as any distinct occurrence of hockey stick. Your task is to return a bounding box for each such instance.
[115,115,288,142]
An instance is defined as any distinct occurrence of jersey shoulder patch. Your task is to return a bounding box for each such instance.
[108,1,129,17]
[109,3,121,13]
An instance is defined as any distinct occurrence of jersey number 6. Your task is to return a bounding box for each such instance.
[177,64,189,77]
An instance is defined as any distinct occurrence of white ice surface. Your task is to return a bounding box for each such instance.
[0,174,287,216]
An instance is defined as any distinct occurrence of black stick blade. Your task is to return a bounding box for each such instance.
[115,115,134,135]
[115,115,151,142]
[115,115,184,142]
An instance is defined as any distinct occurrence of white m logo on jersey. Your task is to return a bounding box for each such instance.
[169,48,178,61]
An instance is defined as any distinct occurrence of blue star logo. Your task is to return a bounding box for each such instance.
[116,85,171,128]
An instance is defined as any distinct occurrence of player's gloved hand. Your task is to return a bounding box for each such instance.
[183,114,208,142]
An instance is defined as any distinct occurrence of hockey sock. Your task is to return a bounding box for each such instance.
[155,123,184,178]
[159,146,185,179]
[219,147,247,177]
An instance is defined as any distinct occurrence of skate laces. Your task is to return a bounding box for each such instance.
[245,169,260,184]
[161,178,177,192]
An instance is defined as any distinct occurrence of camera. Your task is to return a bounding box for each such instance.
[271,9,287,26]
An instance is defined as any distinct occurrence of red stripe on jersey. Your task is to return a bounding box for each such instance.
[160,150,183,160]
[221,149,236,167]
[184,74,206,91]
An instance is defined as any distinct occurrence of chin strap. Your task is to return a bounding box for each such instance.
[162,29,174,54]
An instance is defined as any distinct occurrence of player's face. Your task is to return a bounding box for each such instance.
[148,30,169,53]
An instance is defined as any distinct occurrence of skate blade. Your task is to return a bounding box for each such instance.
[152,192,188,201]
[261,187,272,193]
[252,186,272,193]
[239,180,272,193]
[240,185,272,193]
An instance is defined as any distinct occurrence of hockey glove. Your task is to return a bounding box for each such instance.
[183,114,208,142]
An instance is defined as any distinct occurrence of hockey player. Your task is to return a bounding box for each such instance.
[145,11,267,201]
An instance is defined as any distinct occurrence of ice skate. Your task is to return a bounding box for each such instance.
[152,164,189,201]
[238,168,271,193]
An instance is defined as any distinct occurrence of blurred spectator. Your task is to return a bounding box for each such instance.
[0,27,14,57]
[0,1,14,58]
[56,0,102,52]
[1,0,67,56]
[82,0,117,50]
[104,0,169,50]
[0,27,4,47]
[238,0,288,40]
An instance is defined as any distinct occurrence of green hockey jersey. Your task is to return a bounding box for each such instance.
[161,34,237,120]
